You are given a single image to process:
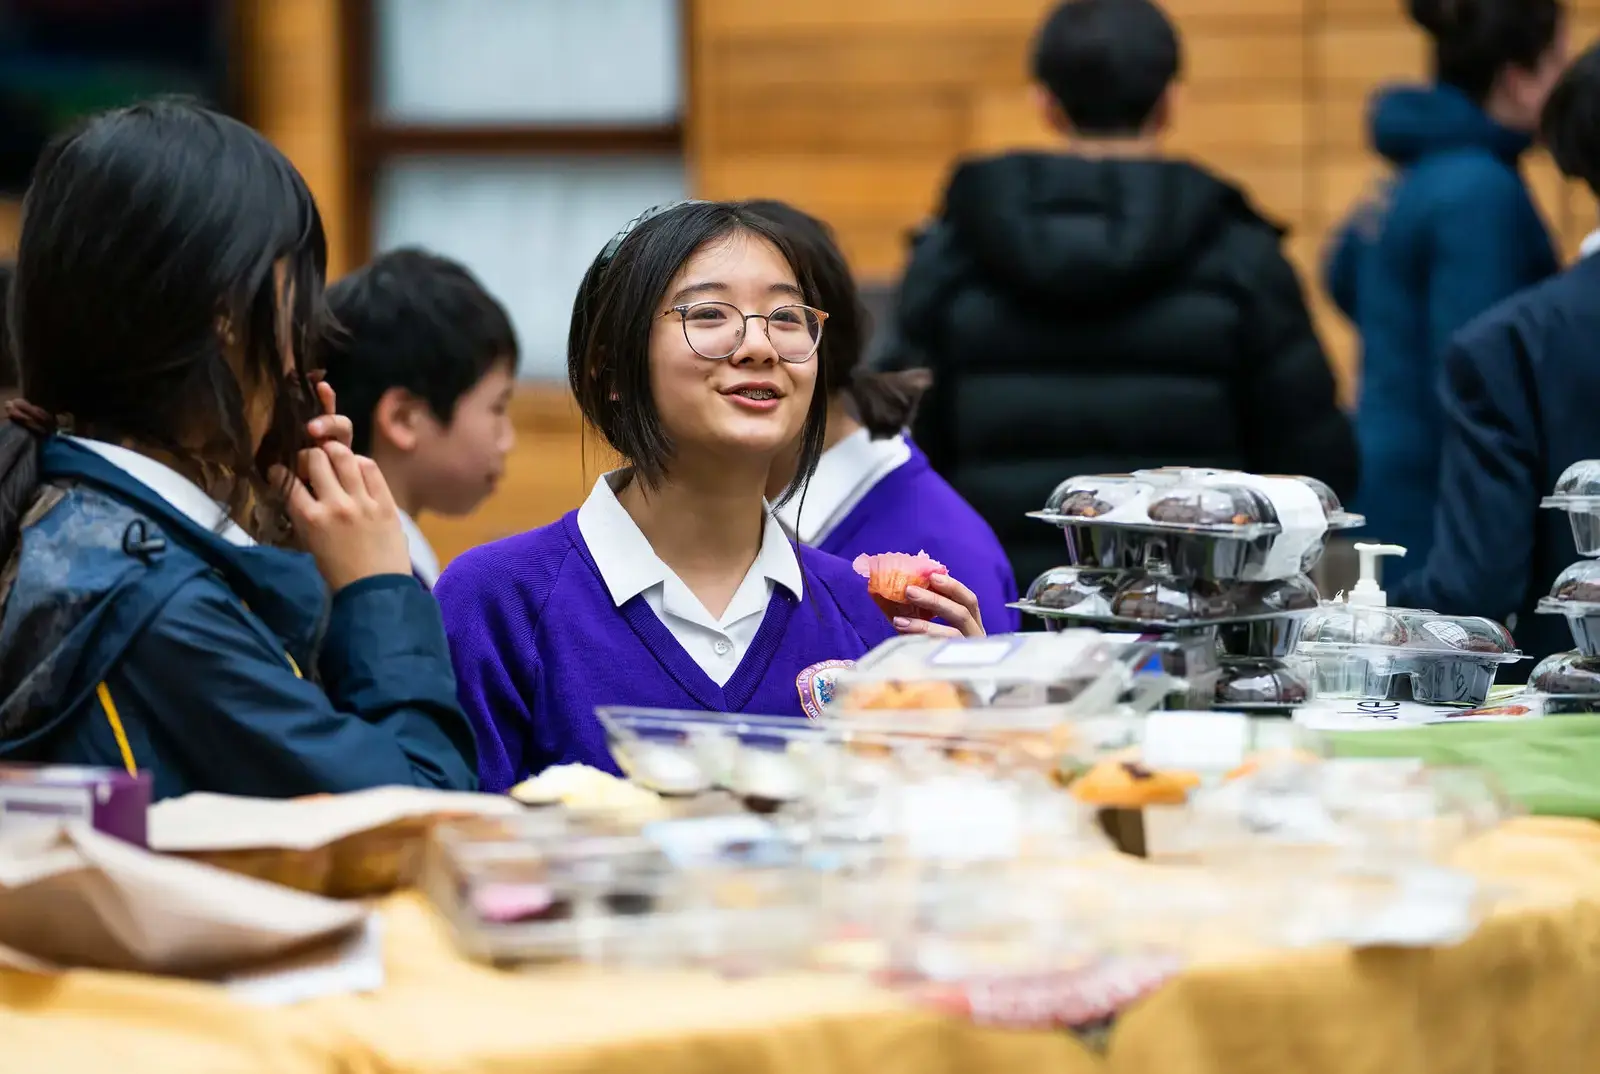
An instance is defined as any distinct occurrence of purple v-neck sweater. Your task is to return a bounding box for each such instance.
[815,442,1020,633]
[435,512,896,791]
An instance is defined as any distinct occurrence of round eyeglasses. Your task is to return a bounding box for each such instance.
[662,300,827,363]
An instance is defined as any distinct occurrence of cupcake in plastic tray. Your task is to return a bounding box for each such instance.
[1541,459,1600,556]
[1295,605,1522,706]
[1528,650,1600,699]
[1535,559,1600,656]
[1016,569,1319,635]
[1032,471,1347,581]
[1213,658,1313,712]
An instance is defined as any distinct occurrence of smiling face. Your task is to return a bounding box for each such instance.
[646,230,819,464]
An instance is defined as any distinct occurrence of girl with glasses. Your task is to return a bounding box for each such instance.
[747,200,1020,633]
[437,200,986,790]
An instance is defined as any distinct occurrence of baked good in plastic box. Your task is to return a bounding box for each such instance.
[1032,470,1359,580]
[1542,459,1600,557]
[1528,650,1600,704]
[1213,658,1313,711]
[1017,567,1318,638]
[1536,559,1600,656]
[1295,604,1523,706]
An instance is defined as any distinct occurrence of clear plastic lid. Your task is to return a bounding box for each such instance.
[1024,566,1119,615]
[1109,573,1320,624]
[1259,474,1364,530]
[1042,474,1146,518]
[1544,459,1600,505]
[1528,650,1600,696]
[1215,659,1313,708]
[1541,559,1600,611]
[1145,483,1274,528]
[1298,604,1520,659]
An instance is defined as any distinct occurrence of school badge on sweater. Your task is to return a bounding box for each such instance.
[796,659,853,720]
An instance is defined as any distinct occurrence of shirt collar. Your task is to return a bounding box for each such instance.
[576,469,802,608]
[1582,229,1600,260]
[397,509,441,586]
[775,429,911,543]
[63,436,255,547]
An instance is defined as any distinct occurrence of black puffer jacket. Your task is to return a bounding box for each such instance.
[879,153,1359,595]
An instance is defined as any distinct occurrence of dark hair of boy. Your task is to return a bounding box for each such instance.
[0,99,329,564]
[0,262,15,395]
[1410,0,1564,104]
[741,200,930,438]
[1030,0,1182,135]
[1542,38,1600,195]
[323,248,517,456]
[568,200,829,505]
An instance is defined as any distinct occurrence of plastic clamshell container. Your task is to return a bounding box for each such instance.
[1015,571,1319,637]
[423,816,826,968]
[831,631,1161,717]
[1213,658,1314,711]
[1528,649,1600,697]
[1536,559,1600,656]
[1031,470,1338,581]
[1542,460,1600,556]
[1295,605,1523,706]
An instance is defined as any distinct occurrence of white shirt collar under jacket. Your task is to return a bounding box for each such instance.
[775,428,911,544]
[1581,229,1600,260]
[576,470,802,686]
[398,509,441,587]
[66,436,255,547]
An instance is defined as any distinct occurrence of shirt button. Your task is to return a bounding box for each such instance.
[713,639,733,656]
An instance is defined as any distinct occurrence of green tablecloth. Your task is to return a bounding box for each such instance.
[1325,715,1600,818]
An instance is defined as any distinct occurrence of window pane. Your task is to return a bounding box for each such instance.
[375,0,681,125]
[373,155,687,380]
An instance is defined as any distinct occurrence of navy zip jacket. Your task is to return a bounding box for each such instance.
[0,437,478,799]
[1326,83,1558,591]
[1389,251,1600,669]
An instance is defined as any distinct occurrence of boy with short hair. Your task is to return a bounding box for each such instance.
[323,248,517,588]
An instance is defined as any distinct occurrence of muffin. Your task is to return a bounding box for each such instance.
[1112,576,1238,622]
[1529,651,1600,695]
[1214,660,1311,707]
[1058,490,1117,518]
[1147,485,1272,527]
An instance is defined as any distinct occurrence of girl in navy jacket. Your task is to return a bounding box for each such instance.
[0,101,477,800]
[437,202,987,791]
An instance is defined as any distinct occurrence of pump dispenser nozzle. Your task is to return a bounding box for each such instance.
[1348,543,1407,608]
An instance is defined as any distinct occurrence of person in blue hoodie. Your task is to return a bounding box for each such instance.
[1391,41,1600,666]
[1325,0,1566,589]
[0,100,477,800]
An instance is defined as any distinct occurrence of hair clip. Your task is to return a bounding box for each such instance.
[597,199,712,270]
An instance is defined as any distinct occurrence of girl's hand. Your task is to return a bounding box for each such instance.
[889,573,986,638]
[269,441,411,591]
[306,376,353,450]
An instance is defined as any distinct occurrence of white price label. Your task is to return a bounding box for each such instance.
[927,637,1021,669]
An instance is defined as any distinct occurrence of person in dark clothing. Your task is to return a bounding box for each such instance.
[877,0,1357,595]
[0,262,15,394]
[1325,0,1566,591]
[0,101,477,800]
[1390,41,1600,668]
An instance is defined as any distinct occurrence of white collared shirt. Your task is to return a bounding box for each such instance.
[1581,229,1600,260]
[576,470,802,686]
[65,436,255,547]
[398,509,441,588]
[775,429,912,544]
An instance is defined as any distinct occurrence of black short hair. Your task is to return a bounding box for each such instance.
[1,98,328,561]
[1031,0,1182,136]
[323,248,517,455]
[1542,40,1600,195]
[567,200,828,504]
[0,262,14,393]
[742,200,929,439]
[1409,0,1564,104]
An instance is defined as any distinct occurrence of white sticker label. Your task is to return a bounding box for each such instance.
[1421,621,1471,650]
[1142,711,1249,771]
[1220,473,1328,579]
[927,637,1021,669]
[900,779,1022,862]
[0,784,94,831]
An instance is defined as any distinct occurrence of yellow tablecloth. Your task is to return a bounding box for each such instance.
[7,817,1600,1074]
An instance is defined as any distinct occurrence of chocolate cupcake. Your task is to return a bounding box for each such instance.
[1215,660,1310,707]
[1557,577,1600,603]
[1224,574,1320,615]
[1112,577,1238,622]
[1147,485,1272,527]
[1059,490,1116,518]
[1530,651,1600,695]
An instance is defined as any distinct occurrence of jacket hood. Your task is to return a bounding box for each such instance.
[0,439,329,747]
[938,153,1269,306]
[1369,83,1531,166]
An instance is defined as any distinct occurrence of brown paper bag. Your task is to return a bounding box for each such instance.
[0,823,366,975]
[150,786,521,897]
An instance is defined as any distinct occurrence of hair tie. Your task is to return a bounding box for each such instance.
[5,399,71,437]
[596,199,713,271]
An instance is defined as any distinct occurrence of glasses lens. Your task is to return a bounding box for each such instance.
[682,301,745,359]
[767,305,822,362]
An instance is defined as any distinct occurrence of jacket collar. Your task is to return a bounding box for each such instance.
[38,437,330,664]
